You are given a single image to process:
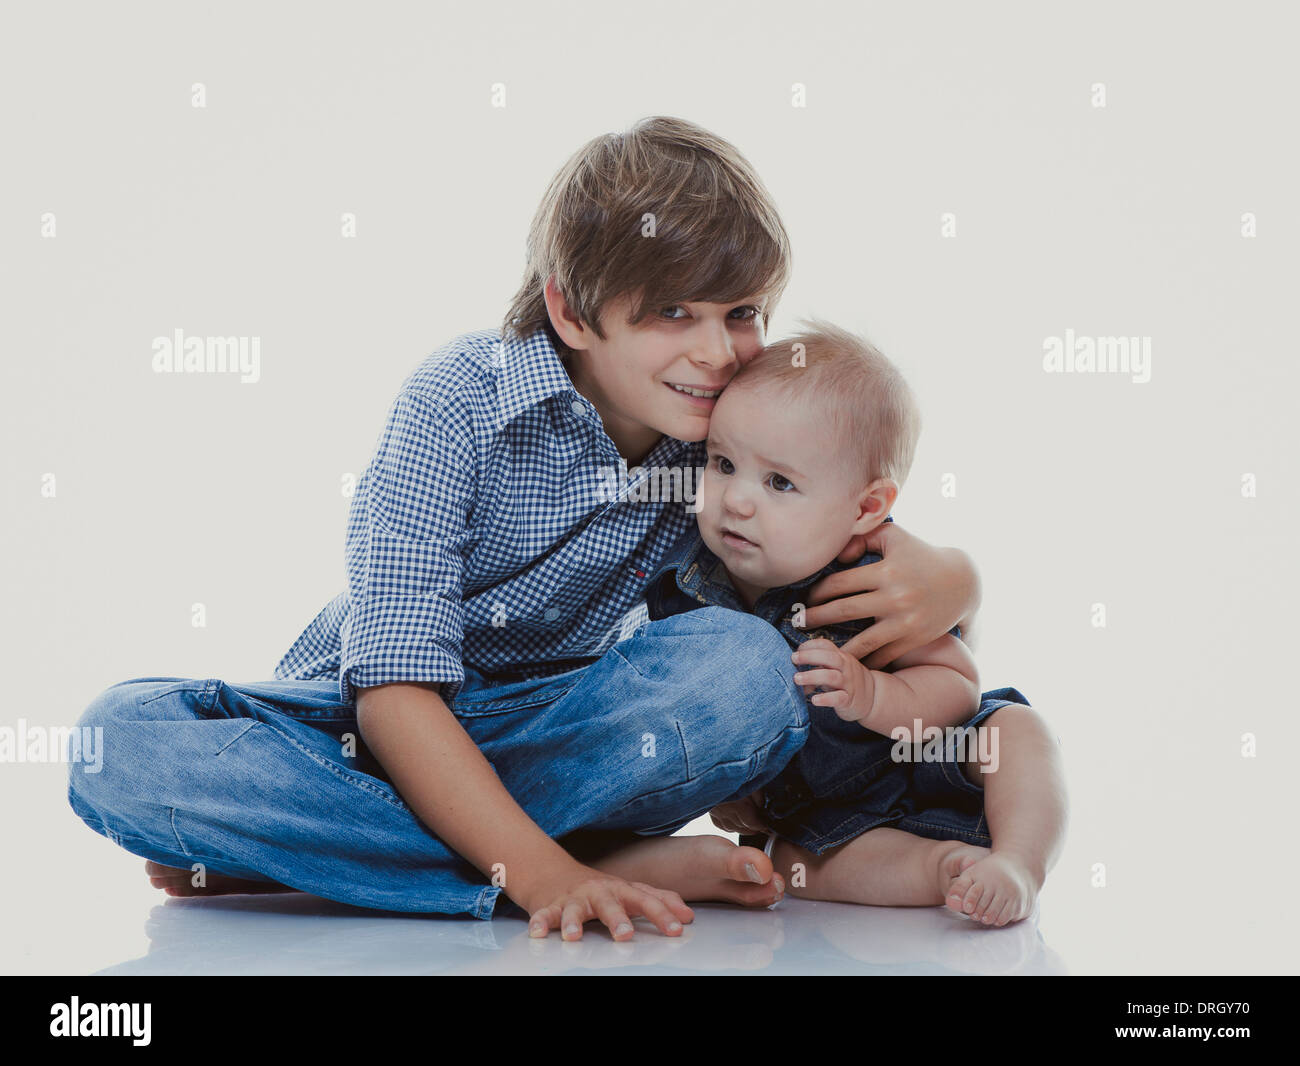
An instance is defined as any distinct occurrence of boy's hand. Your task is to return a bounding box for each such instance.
[518,860,694,942]
[804,522,978,670]
[709,790,769,835]
[792,637,877,724]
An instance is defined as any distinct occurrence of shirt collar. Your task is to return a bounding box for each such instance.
[647,516,895,607]
[491,327,584,433]
[490,326,704,471]
[644,524,707,590]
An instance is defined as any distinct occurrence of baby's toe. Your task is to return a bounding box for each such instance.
[945,875,974,915]
[973,882,1000,921]
[987,894,1008,930]
[958,880,983,915]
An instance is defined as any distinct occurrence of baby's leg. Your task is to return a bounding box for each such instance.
[771,826,989,907]
[945,703,1068,926]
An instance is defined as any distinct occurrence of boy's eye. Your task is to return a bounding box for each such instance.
[659,304,762,321]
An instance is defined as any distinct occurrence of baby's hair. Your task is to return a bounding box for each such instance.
[727,318,921,492]
[502,115,792,359]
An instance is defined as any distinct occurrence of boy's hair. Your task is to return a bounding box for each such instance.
[503,116,792,358]
[727,318,922,492]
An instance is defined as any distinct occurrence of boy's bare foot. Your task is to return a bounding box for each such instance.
[145,860,297,897]
[587,834,785,907]
[944,852,1039,926]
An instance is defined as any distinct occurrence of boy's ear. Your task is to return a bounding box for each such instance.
[850,478,899,534]
[544,275,596,352]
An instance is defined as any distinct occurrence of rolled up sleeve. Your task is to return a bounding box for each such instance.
[339,388,476,706]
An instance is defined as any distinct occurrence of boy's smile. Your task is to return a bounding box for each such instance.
[544,279,769,466]
[663,379,726,411]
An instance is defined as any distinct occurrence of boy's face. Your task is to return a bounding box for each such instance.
[696,382,893,594]
[551,284,770,464]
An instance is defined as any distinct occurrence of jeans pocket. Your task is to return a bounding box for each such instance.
[139,678,215,708]
[450,675,583,717]
[228,679,352,722]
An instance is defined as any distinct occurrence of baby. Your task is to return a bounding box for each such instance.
[642,319,1066,926]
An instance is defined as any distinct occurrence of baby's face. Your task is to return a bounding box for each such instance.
[697,382,883,593]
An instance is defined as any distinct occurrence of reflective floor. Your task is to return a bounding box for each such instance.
[10,778,1082,976]
[94,891,1066,976]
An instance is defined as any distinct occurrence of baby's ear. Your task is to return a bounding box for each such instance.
[853,478,899,532]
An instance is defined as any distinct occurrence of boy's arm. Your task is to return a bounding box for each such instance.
[342,388,686,941]
[792,632,979,736]
[803,523,982,668]
[356,681,690,940]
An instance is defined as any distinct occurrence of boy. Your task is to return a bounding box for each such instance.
[646,321,1067,926]
[67,117,986,941]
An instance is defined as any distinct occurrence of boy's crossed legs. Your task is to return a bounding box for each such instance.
[768,700,1067,927]
[78,607,808,919]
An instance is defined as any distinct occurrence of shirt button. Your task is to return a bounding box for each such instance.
[570,400,585,416]
[543,607,560,621]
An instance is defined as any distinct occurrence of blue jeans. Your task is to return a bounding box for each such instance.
[66,607,810,919]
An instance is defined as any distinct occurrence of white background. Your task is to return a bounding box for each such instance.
[3,0,1296,974]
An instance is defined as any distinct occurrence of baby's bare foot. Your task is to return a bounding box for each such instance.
[935,842,990,903]
[145,860,296,897]
[588,834,785,908]
[944,852,1039,926]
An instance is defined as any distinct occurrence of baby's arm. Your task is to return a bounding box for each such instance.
[791,633,979,736]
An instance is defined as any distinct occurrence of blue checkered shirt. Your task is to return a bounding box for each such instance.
[273,327,707,706]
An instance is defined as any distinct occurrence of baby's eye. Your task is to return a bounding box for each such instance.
[768,473,794,493]
[712,455,734,475]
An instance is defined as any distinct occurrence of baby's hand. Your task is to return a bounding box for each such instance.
[791,637,876,724]
[709,790,769,835]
